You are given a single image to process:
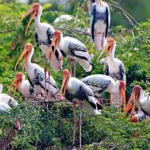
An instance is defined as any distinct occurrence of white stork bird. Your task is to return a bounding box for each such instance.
[15,43,62,101]
[60,69,102,149]
[0,83,18,107]
[124,85,150,122]
[98,38,126,82]
[7,72,37,98]
[81,74,126,108]
[49,30,92,77]
[17,3,63,93]
[97,38,126,107]
[0,84,20,150]
[90,0,110,50]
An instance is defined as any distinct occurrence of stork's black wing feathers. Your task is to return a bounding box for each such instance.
[47,28,53,44]
[91,4,96,41]
[35,32,40,47]
[27,74,34,87]
[119,63,125,80]
[34,69,58,91]
[104,63,109,76]
[105,7,109,38]
[68,42,88,61]
[29,86,34,95]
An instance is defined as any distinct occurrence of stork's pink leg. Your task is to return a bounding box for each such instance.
[48,70,51,99]
[79,101,83,149]
[1,128,5,150]
[68,58,73,77]
[101,33,105,49]
[43,55,47,99]
[72,101,77,148]
[73,59,76,77]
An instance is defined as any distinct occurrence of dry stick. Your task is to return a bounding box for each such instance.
[107,2,138,26]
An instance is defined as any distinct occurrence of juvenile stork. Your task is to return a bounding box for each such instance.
[90,0,110,50]
[15,43,62,101]
[8,72,36,98]
[17,3,63,93]
[49,30,92,77]
[61,69,102,149]
[124,85,150,122]
[82,74,126,108]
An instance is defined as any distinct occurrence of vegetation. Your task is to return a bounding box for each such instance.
[0,0,150,149]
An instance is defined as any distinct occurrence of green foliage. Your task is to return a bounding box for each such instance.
[0,1,150,149]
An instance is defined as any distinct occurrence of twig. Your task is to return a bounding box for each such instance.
[107,2,138,26]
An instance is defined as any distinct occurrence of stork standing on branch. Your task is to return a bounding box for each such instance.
[90,0,110,50]
[49,30,92,77]
[60,69,102,149]
[97,38,126,107]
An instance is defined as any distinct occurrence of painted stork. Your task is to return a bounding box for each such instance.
[90,0,110,50]
[124,85,150,122]
[49,30,92,77]
[17,3,63,94]
[15,43,62,101]
[0,84,20,150]
[60,69,102,149]
[98,38,126,82]
[97,38,126,107]
[0,84,18,107]
[7,72,36,98]
[82,74,126,108]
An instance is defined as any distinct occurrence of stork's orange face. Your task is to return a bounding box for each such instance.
[124,85,142,120]
[17,3,40,35]
[49,30,61,55]
[97,38,115,62]
[7,72,23,95]
[15,43,33,72]
[60,69,70,96]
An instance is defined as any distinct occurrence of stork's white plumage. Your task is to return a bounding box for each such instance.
[17,3,62,72]
[61,69,102,149]
[97,38,126,107]
[98,38,126,82]
[15,43,62,101]
[50,30,92,76]
[8,72,36,98]
[82,74,126,107]
[125,85,150,122]
[90,0,110,50]
[0,84,18,108]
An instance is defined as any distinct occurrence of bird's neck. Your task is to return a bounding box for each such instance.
[138,91,144,106]
[26,49,34,67]
[96,0,103,7]
[34,14,41,27]
[109,42,116,61]
[58,35,63,49]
